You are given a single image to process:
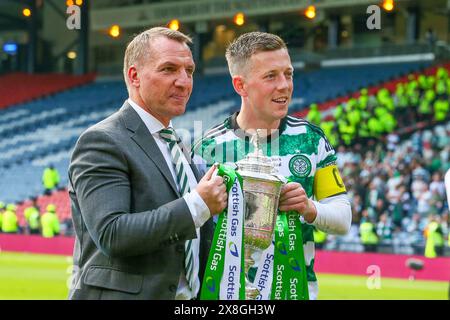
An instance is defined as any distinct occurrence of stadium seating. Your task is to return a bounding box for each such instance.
[15,190,71,229]
[294,62,431,108]
[0,61,442,239]
[302,64,450,148]
[294,62,448,119]
[329,120,450,255]
[0,73,96,110]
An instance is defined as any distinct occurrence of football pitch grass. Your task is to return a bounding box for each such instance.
[0,251,448,300]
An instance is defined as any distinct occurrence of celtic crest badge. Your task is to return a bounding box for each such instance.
[289,155,312,178]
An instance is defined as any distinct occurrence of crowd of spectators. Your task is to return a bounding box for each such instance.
[329,121,449,255]
[308,66,450,149]
[306,66,450,255]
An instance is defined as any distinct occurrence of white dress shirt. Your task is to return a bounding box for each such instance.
[128,99,210,299]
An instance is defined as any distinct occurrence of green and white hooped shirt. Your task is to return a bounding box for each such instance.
[192,112,345,300]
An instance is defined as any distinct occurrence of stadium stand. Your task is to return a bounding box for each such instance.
[15,190,72,236]
[329,121,450,255]
[295,61,433,109]
[295,63,450,256]
[0,62,429,203]
[294,62,450,119]
[0,73,96,110]
[0,61,448,256]
[299,64,450,149]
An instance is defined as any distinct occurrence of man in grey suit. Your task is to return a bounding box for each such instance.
[68,27,227,300]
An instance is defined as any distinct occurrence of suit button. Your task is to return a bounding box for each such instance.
[176,245,184,253]
[169,284,177,292]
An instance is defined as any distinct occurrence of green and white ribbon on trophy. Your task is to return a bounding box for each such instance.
[200,164,309,300]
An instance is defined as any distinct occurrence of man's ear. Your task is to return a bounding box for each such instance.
[127,65,139,88]
[232,75,248,97]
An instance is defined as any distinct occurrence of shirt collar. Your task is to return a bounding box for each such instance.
[228,111,288,143]
[127,98,173,134]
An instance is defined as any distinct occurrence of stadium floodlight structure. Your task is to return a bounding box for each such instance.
[67,51,77,59]
[382,0,395,12]
[66,0,83,6]
[304,5,316,19]
[109,24,120,38]
[168,19,180,31]
[233,12,245,26]
[33,0,90,74]
[22,8,31,17]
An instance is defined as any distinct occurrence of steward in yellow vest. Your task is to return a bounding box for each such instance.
[41,204,60,238]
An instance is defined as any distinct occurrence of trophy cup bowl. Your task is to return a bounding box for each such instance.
[235,130,285,300]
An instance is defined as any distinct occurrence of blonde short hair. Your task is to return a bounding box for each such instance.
[225,31,287,76]
[123,27,192,92]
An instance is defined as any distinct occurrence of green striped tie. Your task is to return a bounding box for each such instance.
[159,127,198,295]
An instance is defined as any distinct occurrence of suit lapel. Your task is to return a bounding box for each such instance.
[119,102,180,196]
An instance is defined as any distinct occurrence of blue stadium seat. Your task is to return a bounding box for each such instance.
[0,61,432,202]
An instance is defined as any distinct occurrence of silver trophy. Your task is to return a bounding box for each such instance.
[235,129,285,300]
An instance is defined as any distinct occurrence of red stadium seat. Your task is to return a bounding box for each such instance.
[0,73,96,110]
[16,189,71,227]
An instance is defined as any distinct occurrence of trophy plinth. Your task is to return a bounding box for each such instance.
[235,130,285,300]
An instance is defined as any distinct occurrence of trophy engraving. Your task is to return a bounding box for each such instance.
[235,129,285,299]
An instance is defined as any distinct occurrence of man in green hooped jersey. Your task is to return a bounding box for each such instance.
[192,32,352,300]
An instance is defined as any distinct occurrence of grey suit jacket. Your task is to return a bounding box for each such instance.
[68,101,214,300]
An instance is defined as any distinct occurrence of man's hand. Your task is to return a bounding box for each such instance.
[279,182,317,223]
[196,165,228,216]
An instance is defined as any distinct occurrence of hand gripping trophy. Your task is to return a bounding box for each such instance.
[235,129,285,299]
